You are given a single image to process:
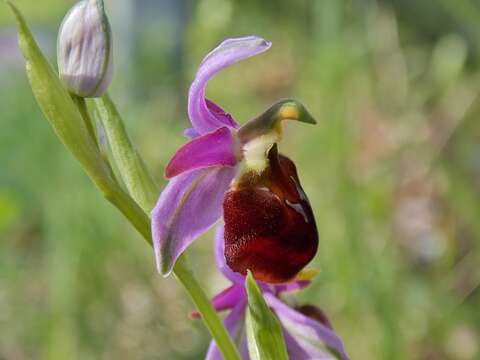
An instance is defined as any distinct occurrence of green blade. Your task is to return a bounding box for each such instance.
[245,271,289,360]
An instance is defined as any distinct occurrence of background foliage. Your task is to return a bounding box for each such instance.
[1,0,480,359]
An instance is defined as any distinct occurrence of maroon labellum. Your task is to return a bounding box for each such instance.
[223,145,318,283]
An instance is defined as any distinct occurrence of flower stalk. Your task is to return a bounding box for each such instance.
[72,95,99,149]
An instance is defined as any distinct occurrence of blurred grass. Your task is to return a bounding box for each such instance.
[0,0,69,26]
[1,0,480,359]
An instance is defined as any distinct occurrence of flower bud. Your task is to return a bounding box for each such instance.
[57,0,112,97]
[223,145,318,283]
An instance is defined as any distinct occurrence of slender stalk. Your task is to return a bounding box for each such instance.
[173,255,241,360]
[72,95,99,149]
[102,183,152,242]
[94,94,241,360]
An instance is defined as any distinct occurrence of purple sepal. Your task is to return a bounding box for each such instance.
[191,284,245,319]
[151,166,236,275]
[265,294,350,360]
[273,280,311,295]
[205,301,248,360]
[165,127,238,178]
[188,36,271,134]
[283,329,334,360]
[210,285,246,313]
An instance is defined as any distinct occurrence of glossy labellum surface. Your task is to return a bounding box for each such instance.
[223,145,318,283]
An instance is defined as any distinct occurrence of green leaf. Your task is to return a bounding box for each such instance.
[95,94,159,213]
[245,271,289,360]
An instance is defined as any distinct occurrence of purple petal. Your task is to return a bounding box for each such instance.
[151,166,236,275]
[273,280,311,295]
[206,99,237,128]
[191,284,245,319]
[205,301,248,360]
[188,36,271,134]
[283,329,334,360]
[214,224,245,285]
[265,294,350,360]
[211,285,246,312]
[183,127,199,139]
[165,127,238,178]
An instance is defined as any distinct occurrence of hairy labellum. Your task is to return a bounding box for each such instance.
[223,145,318,283]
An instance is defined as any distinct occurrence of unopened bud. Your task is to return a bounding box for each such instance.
[57,0,112,97]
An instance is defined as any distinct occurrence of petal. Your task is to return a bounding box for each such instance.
[151,166,236,275]
[211,285,246,313]
[265,294,349,360]
[273,280,311,295]
[188,36,271,134]
[283,329,334,360]
[165,127,238,179]
[206,99,237,128]
[183,127,199,139]
[294,304,333,330]
[191,284,245,319]
[205,301,248,360]
[214,224,245,285]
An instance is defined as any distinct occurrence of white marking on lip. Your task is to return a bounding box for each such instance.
[285,200,309,223]
[289,176,308,202]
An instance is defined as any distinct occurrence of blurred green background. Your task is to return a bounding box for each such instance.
[1,0,480,359]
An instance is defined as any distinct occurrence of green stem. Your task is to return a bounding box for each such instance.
[173,256,241,360]
[93,94,241,360]
[102,183,152,243]
[72,95,99,149]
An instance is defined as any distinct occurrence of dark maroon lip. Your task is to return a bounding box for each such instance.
[223,145,318,284]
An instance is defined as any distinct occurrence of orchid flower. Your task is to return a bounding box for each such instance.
[152,36,319,283]
[10,0,344,356]
[200,227,350,360]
